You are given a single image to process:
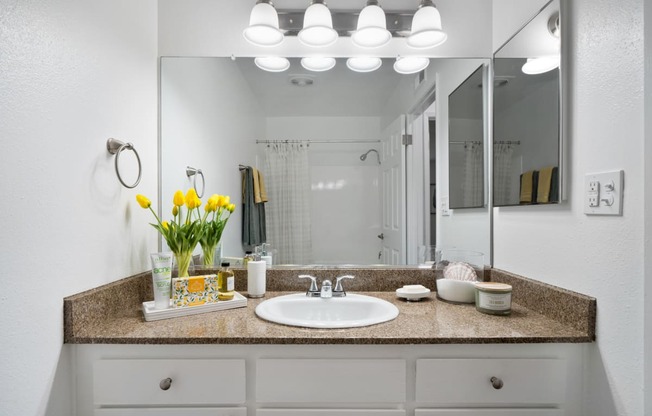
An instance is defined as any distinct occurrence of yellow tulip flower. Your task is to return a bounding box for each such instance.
[162,221,169,230]
[223,195,231,206]
[136,194,151,209]
[172,206,179,216]
[185,189,201,209]
[226,203,235,213]
[173,190,185,207]
[216,195,227,208]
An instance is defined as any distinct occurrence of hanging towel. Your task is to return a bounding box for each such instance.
[242,167,266,247]
[549,167,559,202]
[537,166,555,203]
[519,171,534,204]
[252,168,269,203]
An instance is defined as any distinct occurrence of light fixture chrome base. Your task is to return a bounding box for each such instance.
[277,10,415,37]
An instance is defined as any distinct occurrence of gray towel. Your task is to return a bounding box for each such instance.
[242,167,266,248]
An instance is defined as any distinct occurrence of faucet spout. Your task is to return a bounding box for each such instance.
[320,280,332,298]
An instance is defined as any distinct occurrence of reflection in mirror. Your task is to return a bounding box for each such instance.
[493,0,561,207]
[160,57,491,266]
[448,65,485,209]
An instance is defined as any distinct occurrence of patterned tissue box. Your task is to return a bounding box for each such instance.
[172,274,219,307]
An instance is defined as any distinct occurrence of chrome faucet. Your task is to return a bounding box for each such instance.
[320,280,332,298]
[299,274,320,297]
[333,275,354,297]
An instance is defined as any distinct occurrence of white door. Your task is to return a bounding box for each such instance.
[380,115,406,265]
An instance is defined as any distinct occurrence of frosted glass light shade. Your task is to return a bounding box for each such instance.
[243,2,284,47]
[393,57,429,74]
[407,4,447,49]
[522,56,560,75]
[347,57,382,72]
[255,57,291,72]
[352,4,391,48]
[301,57,336,72]
[298,2,338,47]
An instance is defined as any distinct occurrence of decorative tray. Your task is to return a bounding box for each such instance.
[142,292,247,322]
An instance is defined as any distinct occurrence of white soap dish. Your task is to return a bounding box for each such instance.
[396,286,431,301]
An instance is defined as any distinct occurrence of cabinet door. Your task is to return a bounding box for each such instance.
[257,411,406,416]
[96,408,246,416]
[256,359,406,403]
[416,359,566,406]
[94,359,246,406]
[415,411,562,416]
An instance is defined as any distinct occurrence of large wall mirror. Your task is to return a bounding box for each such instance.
[160,57,491,266]
[493,0,562,207]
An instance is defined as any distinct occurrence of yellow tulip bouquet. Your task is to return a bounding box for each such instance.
[199,194,235,266]
[136,189,235,276]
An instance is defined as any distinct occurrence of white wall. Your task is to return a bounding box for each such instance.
[493,0,644,415]
[266,117,382,264]
[0,0,158,414]
[645,0,652,412]
[160,58,264,259]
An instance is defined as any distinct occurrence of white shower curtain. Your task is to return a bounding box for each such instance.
[462,143,483,207]
[493,143,515,206]
[264,142,312,264]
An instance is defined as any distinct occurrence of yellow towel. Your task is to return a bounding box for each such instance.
[520,171,533,204]
[537,166,554,204]
[257,169,268,203]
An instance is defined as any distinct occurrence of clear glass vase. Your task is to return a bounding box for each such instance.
[174,250,193,277]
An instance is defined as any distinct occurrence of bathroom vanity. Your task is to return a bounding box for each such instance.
[66,268,595,416]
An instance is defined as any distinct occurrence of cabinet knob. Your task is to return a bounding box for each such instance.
[159,377,172,391]
[490,376,503,390]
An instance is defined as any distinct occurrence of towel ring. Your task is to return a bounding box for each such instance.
[106,138,142,189]
[186,166,205,198]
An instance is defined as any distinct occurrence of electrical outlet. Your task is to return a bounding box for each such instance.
[441,196,450,216]
[584,170,624,216]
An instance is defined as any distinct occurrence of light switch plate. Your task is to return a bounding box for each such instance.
[584,170,624,216]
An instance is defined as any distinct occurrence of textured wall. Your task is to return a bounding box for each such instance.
[0,0,158,414]
[493,0,644,414]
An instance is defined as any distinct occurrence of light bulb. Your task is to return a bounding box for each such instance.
[301,57,336,72]
[298,2,338,47]
[347,57,382,73]
[407,1,447,49]
[255,57,291,72]
[393,57,430,74]
[243,1,284,47]
[352,3,391,48]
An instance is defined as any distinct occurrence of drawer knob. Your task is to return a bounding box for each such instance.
[159,377,172,391]
[490,376,503,390]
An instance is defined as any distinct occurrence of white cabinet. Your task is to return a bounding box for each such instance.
[416,358,567,406]
[75,344,582,416]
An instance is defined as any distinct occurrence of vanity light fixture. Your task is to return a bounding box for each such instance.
[243,0,285,47]
[351,0,392,49]
[255,57,291,72]
[298,0,339,48]
[407,0,447,49]
[301,57,336,72]
[521,56,560,75]
[346,57,382,73]
[393,56,430,74]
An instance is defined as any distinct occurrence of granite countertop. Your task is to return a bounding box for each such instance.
[64,268,596,345]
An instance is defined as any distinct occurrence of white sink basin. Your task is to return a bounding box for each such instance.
[255,293,399,329]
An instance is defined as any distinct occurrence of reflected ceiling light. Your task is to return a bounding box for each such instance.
[521,56,560,75]
[301,57,336,71]
[243,0,285,47]
[255,57,291,72]
[352,0,392,49]
[347,57,382,72]
[407,0,447,49]
[393,56,429,74]
[298,0,339,47]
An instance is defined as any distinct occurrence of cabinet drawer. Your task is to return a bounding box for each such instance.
[96,408,246,416]
[415,411,562,416]
[256,359,406,403]
[258,410,406,416]
[416,359,566,406]
[93,359,245,406]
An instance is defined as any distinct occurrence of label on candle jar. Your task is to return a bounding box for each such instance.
[477,291,511,311]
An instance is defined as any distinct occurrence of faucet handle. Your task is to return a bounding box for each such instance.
[334,275,355,293]
[298,274,319,293]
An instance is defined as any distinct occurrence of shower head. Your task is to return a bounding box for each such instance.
[360,149,380,164]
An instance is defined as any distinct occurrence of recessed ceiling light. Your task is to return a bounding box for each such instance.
[289,75,316,87]
[255,57,291,72]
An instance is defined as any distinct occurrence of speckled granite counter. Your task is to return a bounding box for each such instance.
[64,268,595,345]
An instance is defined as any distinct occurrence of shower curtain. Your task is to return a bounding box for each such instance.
[264,142,312,264]
[462,143,483,207]
[493,143,515,206]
